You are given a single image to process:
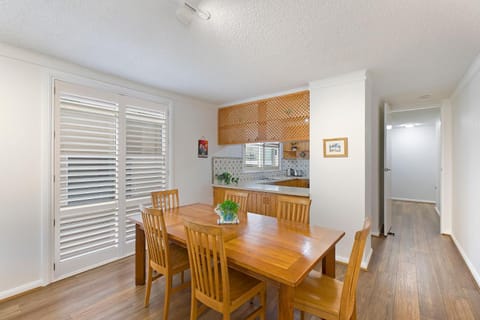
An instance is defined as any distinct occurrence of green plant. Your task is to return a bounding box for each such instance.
[216,172,232,184]
[218,200,239,221]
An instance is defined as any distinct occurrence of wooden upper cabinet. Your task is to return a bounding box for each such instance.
[218,90,309,145]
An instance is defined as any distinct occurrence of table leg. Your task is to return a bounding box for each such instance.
[278,284,294,320]
[135,224,146,285]
[322,246,336,277]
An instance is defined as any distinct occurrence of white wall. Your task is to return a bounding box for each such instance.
[0,43,217,298]
[309,70,371,267]
[450,54,480,286]
[390,123,439,203]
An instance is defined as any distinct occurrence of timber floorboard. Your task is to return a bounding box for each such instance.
[1,201,479,319]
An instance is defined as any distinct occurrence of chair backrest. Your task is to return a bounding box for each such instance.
[151,189,180,211]
[276,195,312,224]
[224,190,249,215]
[141,207,171,272]
[339,217,371,320]
[184,220,230,306]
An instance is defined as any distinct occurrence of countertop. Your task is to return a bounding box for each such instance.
[212,177,310,197]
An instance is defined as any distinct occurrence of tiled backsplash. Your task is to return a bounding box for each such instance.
[212,157,309,183]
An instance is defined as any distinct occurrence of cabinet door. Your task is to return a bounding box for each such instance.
[218,102,260,145]
[264,91,310,141]
[213,187,227,206]
[247,191,276,216]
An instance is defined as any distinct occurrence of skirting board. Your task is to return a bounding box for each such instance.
[0,279,44,301]
[336,247,373,270]
[450,234,480,289]
[391,197,436,204]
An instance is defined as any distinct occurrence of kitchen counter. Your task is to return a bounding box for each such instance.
[212,178,309,197]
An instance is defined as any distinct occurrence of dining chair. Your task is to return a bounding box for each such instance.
[151,189,180,211]
[141,207,190,320]
[184,220,266,320]
[224,189,249,218]
[295,218,371,320]
[276,195,312,224]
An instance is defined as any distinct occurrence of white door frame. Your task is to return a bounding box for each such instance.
[382,102,453,235]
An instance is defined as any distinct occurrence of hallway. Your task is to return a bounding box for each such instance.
[355,200,480,320]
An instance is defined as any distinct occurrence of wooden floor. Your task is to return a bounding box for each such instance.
[1,201,479,319]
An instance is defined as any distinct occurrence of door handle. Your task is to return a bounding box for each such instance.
[384,168,391,172]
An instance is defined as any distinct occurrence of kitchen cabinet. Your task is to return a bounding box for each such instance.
[218,90,309,145]
[212,187,308,217]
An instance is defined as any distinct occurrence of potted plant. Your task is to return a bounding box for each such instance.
[216,172,232,184]
[215,200,240,224]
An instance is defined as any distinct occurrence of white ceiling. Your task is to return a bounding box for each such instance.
[1,0,479,105]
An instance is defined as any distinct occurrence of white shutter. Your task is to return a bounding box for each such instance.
[243,142,280,171]
[54,80,170,279]
[124,105,169,243]
[55,82,120,277]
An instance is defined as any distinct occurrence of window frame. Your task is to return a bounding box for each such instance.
[242,142,282,173]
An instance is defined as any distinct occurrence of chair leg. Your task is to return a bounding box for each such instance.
[300,310,305,320]
[190,294,198,320]
[144,266,153,307]
[351,300,357,320]
[163,275,172,320]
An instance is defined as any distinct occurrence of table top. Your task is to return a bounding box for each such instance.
[129,203,345,287]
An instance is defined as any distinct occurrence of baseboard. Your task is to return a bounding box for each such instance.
[336,248,372,271]
[391,197,436,204]
[362,248,373,270]
[450,234,480,289]
[435,206,441,216]
[0,279,44,301]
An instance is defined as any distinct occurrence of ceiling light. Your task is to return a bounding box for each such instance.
[176,1,211,25]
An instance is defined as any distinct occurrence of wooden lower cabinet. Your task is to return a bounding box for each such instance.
[212,187,307,217]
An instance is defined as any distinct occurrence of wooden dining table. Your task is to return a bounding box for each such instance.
[128,203,345,320]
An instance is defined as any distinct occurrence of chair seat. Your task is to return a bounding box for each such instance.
[228,268,265,308]
[294,275,343,319]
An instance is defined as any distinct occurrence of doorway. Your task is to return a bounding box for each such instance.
[383,106,442,235]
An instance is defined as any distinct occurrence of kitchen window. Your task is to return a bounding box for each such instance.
[243,142,280,172]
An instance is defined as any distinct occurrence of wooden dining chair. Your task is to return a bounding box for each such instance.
[276,195,312,224]
[151,189,180,211]
[184,220,266,320]
[224,189,249,214]
[141,207,190,320]
[295,218,371,320]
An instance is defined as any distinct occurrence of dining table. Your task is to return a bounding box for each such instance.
[128,203,345,320]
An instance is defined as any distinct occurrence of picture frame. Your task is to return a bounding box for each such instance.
[323,137,348,158]
[198,139,208,158]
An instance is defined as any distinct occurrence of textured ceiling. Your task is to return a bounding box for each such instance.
[1,0,479,105]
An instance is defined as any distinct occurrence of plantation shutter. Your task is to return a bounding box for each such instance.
[124,103,169,243]
[54,81,120,277]
[54,80,171,279]
[243,142,280,171]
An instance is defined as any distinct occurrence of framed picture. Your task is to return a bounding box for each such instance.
[198,139,208,158]
[323,137,348,158]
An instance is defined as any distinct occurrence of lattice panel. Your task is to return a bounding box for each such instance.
[218,90,310,144]
[218,123,259,145]
[218,101,259,127]
[265,91,310,121]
